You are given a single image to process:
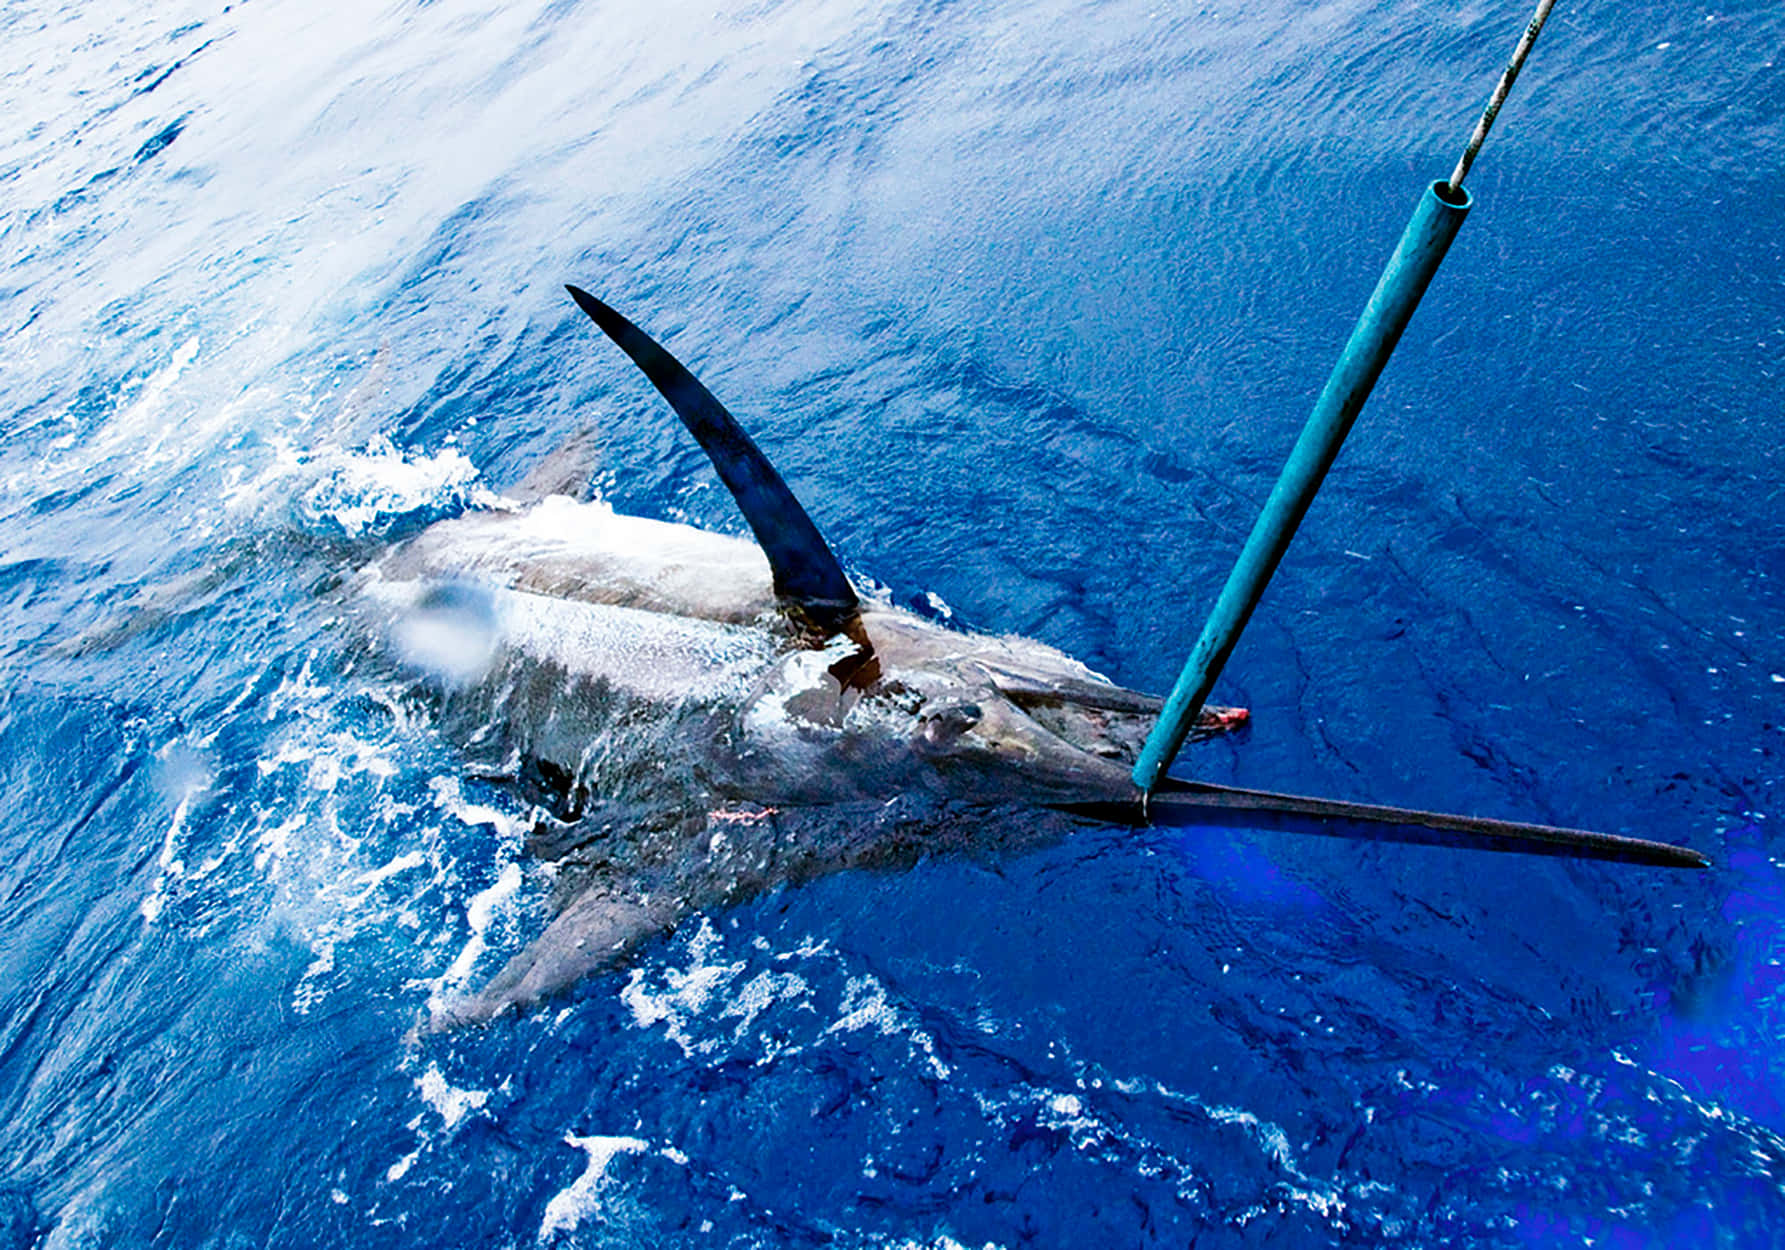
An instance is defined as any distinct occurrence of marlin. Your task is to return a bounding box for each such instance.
[364,287,1704,1028]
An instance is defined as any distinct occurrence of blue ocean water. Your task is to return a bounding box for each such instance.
[2,0,1781,1244]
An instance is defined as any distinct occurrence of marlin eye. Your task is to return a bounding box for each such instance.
[919,702,982,745]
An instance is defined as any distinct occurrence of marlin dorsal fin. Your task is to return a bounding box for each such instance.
[565,286,862,641]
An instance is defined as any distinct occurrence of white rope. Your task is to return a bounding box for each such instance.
[1447,0,1560,192]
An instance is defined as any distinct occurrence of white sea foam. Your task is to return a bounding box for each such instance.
[36,334,209,501]
[417,1063,491,1130]
[295,437,499,536]
[617,924,958,1091]
[1060,1069,1352,1224]
[330,850,431,914]
[118,336,200,449]
[536,1134,649,1242]
[418,774,531,1004]
[140,739,220,923]
[620,920,747,1057]
[192,652,530,1020]
[826,973,950,1080]
[1606,1049,1785,1170]
[428,774,529,842]
[213,425,503,538]
[435,860,523,995]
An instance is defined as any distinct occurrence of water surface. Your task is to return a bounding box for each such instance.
[2,0,1781,1245]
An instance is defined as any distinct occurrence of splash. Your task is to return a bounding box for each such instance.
[537,1134,650,1243]
[294,436,500,538]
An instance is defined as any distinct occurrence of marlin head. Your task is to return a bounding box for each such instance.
[716,595,1247,808]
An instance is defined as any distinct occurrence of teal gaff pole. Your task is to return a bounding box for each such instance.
[1133,180,1472,793]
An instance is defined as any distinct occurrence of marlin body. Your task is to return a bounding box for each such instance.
[365,288,1703,1028]
[369,490,1244,1027]
[373,497,1237,810]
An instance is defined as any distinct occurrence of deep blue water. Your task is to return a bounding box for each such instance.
[2,0,1782,1245]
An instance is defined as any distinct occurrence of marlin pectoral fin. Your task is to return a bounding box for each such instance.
[565,285,863,639]
[1069,780,1709,869]
[428,886,679,1030]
